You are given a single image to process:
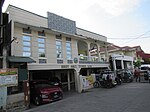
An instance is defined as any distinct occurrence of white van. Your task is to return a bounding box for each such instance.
[140,64,150,71]
[140,64,150,82]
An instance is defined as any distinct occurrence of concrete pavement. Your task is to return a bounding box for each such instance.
[24,82,150,112]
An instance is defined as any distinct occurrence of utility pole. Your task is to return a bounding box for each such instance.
[0,0,7,111]
[0,0,5,45]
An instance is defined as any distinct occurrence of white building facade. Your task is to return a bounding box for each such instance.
[3,5,110,109]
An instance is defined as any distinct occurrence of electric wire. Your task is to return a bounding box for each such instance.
[108,30,150,45]
[108,36,150,39]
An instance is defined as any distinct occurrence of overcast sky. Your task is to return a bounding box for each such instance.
[2,0,150,53]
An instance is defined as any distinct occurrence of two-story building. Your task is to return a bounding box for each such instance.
[1,5,111,109]
[100,45,147,71]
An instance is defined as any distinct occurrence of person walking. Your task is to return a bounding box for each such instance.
[134,68,141,82]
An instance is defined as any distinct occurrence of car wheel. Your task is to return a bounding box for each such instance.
[34,96,41,106]
[59,93,63,100]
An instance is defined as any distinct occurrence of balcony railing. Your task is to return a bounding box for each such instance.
[79,55,108,64]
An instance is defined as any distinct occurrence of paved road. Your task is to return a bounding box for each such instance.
[25,82,150,112]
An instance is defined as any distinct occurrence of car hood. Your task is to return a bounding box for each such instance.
[38,87,61,93]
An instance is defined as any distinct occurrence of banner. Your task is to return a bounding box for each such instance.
[0,68,18,87]
[80,75,94,91]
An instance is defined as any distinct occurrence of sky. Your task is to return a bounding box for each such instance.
[2,0,150,53]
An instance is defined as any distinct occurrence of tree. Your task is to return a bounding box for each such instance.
[134,58,141,68]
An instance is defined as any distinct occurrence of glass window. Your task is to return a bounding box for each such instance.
[23,36,31,41]
[23,47,30,52]
[67,52,71,55]
[23,42,30,46]
[66,47,71,51]
[23,52,31,57]
[67,55,71,59]
[56,41,61,46]
[38,31,45,37]
[66,42,71,47]
[66,41,72,59]
[38,37,46,58]
[38,48,45,53]
[66,37,71,41]
[22,35,31,57]
[38,44,45,48]
[38,38,45,43]
[56,35,62,40]
[39,59,47,63]
[56,40,62,58]
[23,28,31,34]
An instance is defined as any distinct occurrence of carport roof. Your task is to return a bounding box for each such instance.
[7,56,36,63]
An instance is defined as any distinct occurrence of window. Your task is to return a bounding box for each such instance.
[23,28,31,34]
[39,59,47,63]
[38,31,45,37]
[56,39,62,59]
[38,38,45,57]
[66,37,72,59]
[23,35,31,57]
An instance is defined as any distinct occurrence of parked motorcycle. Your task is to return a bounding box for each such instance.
[93,71,117,88]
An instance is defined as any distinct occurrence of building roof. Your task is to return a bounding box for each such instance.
[100,44,118,52]
[8,5,107,42]
[100,45,142,53]
[136,51,150,59]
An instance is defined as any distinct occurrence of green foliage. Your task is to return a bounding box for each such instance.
[134,58,141,67]
[39,53,45,57]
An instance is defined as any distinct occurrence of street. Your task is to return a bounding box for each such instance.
[25,82,150,112]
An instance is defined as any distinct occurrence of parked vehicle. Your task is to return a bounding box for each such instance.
[30,80,63,106]
[116,69,133,83]
[122,70,134,82]
[93,70,117,88]
[140,65,150,82]
[115,76,122,85]
[49,77,62,88]
[115,70,123,85]
[140,64,150,71]
[143,71,150,81]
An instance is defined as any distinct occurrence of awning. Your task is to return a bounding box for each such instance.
[7,56,36,63]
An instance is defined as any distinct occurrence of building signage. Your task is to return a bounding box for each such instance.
[71,65,77,68]
[61,65,92,69]
[61,65,69,68]
[0,68,18,87]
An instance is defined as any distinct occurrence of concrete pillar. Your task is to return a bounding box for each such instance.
[74,68,81,93]
[97,44,101,62]
[67,71,71,91]
[131,60,134,72]
[121,60,124,69]
[105,45,108,62]
[86,42,91,61]
[87,69,90,76]
[113,58,117,71]
[87,42,90,57]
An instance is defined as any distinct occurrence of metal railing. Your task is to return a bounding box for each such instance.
[79,55,108,64]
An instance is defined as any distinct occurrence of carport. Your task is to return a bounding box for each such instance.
[29,69,75,92]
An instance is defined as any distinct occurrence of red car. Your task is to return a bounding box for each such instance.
[30,80,63,106]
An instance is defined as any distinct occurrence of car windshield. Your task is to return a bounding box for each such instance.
[141,67,150,71]
[34,83,53,88]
